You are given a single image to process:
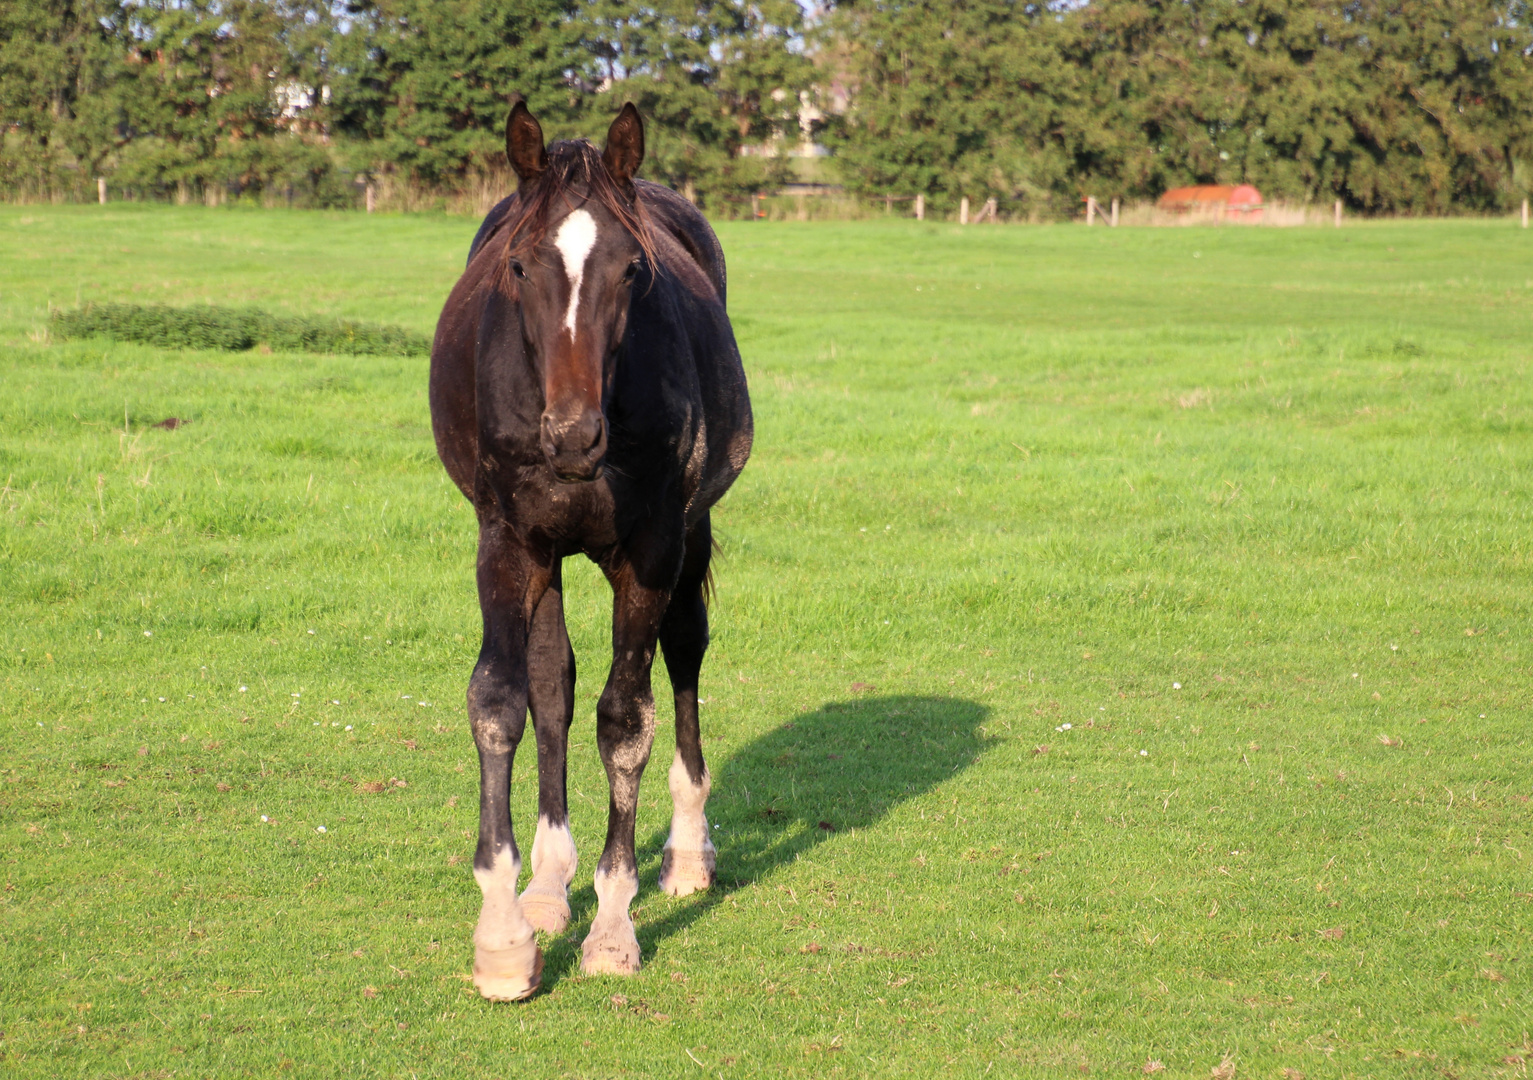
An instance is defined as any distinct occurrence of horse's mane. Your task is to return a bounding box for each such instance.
[498,139,660,279]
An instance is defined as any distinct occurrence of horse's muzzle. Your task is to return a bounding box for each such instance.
[540,408,607,483]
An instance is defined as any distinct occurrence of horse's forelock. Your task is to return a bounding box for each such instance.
[500,140,658,277]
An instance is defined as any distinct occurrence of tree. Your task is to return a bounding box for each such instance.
[0,0,126,195]
[109,0,333,199]
[823,0,1081,216]
[325,0,579,183]
[576,0,812,208]
[824,0,1533,216]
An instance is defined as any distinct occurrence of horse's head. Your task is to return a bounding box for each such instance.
[503,102,647,484]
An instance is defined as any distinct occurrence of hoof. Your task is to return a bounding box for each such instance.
[519,882,571,935]
[580,920,642,976]
[473,938,544,1002]
[659,846,715,898]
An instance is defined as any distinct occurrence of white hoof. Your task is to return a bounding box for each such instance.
[659,843,716,897]
[519,880,571,935]
[472,848,541,1000]
[580,919,642,975]
[472,937,543,1001]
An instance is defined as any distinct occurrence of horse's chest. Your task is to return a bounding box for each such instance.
[500,474,620,547]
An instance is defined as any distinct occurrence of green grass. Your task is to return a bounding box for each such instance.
[2,203,1531,1078]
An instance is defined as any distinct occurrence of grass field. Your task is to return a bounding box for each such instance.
[2,204,1531,1079]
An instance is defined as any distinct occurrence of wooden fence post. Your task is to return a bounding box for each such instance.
[1110,197,1119,227]
[97,177,107,205]
[1523,198,1529,229]
[960,196,970,225]
[365,182,376,214]
[914,193,925,220]
[1334,199,1342,227]
[1086,196,1096,225]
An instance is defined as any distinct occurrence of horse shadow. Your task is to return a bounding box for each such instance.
[545,695,990,983]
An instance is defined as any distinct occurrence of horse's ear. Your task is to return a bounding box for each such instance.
[506,100,547,184]
[602,103,644,189]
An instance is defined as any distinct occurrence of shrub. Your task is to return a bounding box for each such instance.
[53,303,429,356]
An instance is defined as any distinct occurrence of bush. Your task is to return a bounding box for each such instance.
[53,303,429,356]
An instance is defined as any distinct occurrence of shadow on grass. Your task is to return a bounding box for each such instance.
[544,695,989,985]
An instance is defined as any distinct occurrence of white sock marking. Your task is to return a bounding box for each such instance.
[473,846,533,950]
[554,208,598,337]
[592,865,639,923]
[529,816,578,887]
[665,751,711,853]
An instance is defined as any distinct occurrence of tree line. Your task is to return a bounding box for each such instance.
[0,0,810,211]
[2,1,1530,217]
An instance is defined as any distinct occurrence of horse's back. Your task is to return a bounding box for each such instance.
[628,186,749,518]
[634,180,727,306]
[467,194,518,265]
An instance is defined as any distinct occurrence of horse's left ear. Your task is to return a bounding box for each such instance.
[602,103,644,189]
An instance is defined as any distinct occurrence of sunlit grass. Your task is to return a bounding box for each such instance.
[1,205,1530,1077]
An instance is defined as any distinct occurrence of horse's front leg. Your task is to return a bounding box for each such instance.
[467,518,551,1001]
[580,555,676,975]
[518,562,579,934]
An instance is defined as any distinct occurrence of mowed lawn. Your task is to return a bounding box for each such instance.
[1,204,1530,1079]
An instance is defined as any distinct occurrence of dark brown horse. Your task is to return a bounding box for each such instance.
[430,101,752,1000]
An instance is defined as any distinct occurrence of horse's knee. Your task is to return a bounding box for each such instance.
[596,685,654,735]
[468,662,528,754]
[596,688,656,768]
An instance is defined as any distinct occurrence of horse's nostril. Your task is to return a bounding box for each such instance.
[540,410,605,474]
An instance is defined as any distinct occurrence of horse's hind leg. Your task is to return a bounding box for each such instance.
[519,563,579,934]
[467,521,547,1001]
[658,518,716,897]
[581,553,674,976]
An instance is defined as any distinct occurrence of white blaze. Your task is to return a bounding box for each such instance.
[554,208,599,337]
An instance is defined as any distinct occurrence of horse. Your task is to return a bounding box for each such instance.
[429,101,753,1001]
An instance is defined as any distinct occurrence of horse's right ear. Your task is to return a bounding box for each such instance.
[506,100,547,184]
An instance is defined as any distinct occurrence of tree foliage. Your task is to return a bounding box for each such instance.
[0,0,125,195]
[327,0,579,182]
[826,0,1533,214]
[576,0,811,203]
[0,0,812,208]
[1,0,1528,214]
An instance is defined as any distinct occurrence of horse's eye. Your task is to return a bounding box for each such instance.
[621,260,640,283]
[510,259,526,279]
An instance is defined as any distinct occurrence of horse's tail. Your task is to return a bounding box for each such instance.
[702,534,723,609]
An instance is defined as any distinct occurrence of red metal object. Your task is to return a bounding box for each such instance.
[1157,183,1263,222]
